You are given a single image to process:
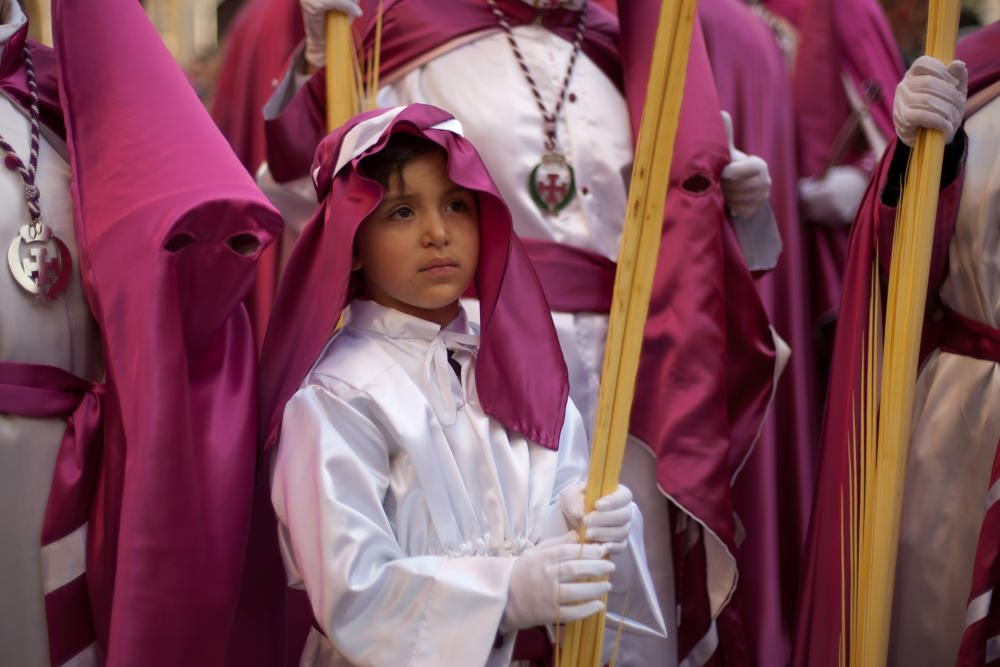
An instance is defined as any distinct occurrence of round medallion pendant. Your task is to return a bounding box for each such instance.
[7,223,72,300]
[528,151,576,215]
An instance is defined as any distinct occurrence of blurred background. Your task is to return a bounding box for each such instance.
[15,0,1000,111]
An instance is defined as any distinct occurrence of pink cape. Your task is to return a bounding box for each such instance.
[793,23,1000,665]
[260,103,570,453]
[699,1,817,664]
[25,0,282,664]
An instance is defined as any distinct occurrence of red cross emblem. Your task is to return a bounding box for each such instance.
[23,246,61,289]
[537,173,570,207]
[528,153,576,214]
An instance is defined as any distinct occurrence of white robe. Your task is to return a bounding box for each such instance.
[271,301,663,667]
[889,97,1000,666]
[0,3,102,665]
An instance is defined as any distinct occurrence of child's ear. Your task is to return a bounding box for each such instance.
[350,255,363,272]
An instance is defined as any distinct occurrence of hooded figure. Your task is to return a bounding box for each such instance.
[261,104,664,666]
[0,0,282,664]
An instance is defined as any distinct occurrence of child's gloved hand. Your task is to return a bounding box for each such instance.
[893,56,968,146]
[301,0,363,68]
[501,533,613,632]
[558,482,634,555]
[720,110,772,220]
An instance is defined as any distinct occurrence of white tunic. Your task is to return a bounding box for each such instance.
[889,97,1000,666]
[0,2,102,665]
[271,301,662,666]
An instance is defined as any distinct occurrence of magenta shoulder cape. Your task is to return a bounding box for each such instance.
[700,1,816,663]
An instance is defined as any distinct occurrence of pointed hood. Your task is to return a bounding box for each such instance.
[42,0,282,663]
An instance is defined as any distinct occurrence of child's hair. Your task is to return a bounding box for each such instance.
[360,132,447,190]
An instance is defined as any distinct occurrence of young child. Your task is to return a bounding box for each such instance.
[259,104,663,666]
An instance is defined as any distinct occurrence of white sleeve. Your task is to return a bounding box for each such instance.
[271,384,516,667]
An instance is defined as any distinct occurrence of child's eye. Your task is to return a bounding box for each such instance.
[446,199,470,213]
[389,206,415,220]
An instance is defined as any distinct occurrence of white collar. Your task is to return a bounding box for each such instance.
[345,300,480,425]
[345,299,476,344]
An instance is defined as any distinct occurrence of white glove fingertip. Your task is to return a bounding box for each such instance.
[604,541,628,556]
[559,599,605,624]
[595,485,632,510]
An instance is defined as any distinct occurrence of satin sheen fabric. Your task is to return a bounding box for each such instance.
[31,0,282,664]
[794,23,1000,666]
[274,301,663,666]
[699,2,815,664]
[274,302,585,666]
[211,0,302,339]
[889,67,1000,667]
[0,4,102,664]
[262,4,779,664]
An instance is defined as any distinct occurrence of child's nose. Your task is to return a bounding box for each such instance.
[422,213,450,246]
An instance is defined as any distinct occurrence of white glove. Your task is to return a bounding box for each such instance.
[893,55,968,146]
[720,111,772,220]
[501,532,614,632]
[558,482,634,556]
[301,0,362,68]
[798,165,869,226]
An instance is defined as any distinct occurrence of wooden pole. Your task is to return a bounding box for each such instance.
[857,1,960,663]
[325,11,358,131]
[557,1,698,664]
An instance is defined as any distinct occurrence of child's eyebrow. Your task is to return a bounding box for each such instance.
[379,192,415,206]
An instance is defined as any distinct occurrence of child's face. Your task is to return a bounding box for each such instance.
[353,150,480,327]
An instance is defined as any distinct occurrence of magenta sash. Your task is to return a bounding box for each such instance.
[0,361,104,666]
[938,305,1000,364]
[521,239,616,314]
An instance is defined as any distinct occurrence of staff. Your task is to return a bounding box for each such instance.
[853,0,960,664]
[558,0,698,664]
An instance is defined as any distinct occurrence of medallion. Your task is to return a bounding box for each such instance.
[528,151,576,215]
[7,223,72,300]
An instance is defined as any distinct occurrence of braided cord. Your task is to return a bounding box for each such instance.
[0,45,43,236]
[486,0,589,152]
